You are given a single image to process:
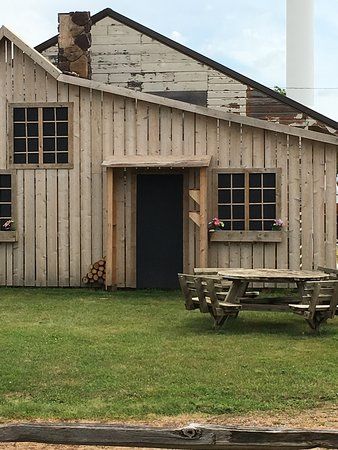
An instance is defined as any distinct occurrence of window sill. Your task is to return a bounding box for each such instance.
[9,163,73,170]
[209,230,283,243]
[0,231,17,242]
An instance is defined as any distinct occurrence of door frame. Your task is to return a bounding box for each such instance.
[105,166,208,289]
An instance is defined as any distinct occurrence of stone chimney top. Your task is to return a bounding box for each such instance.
[58,11,92,79]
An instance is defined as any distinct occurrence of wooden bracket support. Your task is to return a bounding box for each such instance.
[189,211,200,227]
[189,189,200,205]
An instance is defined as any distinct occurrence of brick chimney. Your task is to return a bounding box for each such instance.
[58,12,92,79]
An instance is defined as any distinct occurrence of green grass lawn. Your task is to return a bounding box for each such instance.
[0,288,337,421]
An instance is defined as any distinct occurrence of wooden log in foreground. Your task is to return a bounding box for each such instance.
[0,423,337,449]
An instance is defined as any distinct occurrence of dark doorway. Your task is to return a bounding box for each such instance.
[137,174,183,289]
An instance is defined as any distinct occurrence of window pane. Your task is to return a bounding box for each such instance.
[218,189,231,203]
[14,139,26,152]
[43,138,55,151]
[249,221,262,231]
[263,173,276,187]
[57,122,68,136]
[232,173,245,187]
[232,189,244,203]
[264,220,275,231]
[14,123,26,137]
[0,190,11,202]
[57,152,68,164]
[232,205,245,219]
[222,221,231,230]
[218,174,231,188]
[218,205,231,220]
[249,189,261,203]
[27,107,38,121]
[43,122,55,136]
[27,123,38,137]
[28,153,39,164]
[57,137,68,151]
[43,108,55,121]
[14,154,26,164]
[233,221,245,230]
[0,204,11,217]
[249,173,261,187]
[263,204,276,219]
[0,175,11,188]
[56,107,68,121]
[249,204,262,219]
[13,108,25,122]
[263,189,276,202]
[43,153,55,164]
[28,138,38,152]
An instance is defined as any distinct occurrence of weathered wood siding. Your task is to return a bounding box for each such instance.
[41,15,331,130]
[0,39,336,287]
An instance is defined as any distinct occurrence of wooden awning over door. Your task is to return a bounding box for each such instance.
[102,155,212,168]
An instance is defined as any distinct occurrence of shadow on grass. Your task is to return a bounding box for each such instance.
[177,314,337,338]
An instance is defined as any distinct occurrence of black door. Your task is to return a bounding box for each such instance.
[137,174,183,289]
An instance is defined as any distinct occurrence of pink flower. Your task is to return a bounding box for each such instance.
[208,217,224,230]
[2,219,13,230]
[274,219,284,227]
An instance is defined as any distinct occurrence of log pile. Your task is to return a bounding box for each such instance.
[82,259,106,286]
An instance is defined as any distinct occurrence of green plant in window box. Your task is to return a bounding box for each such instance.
[2,220,15,231]
[208,217,224,232]
[272,218,283,231]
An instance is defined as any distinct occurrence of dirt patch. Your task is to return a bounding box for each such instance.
[0,404,337,449]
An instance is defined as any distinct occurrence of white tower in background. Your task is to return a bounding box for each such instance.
[286,0,314,107]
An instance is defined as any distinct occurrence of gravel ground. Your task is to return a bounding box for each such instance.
[0,405,337,449]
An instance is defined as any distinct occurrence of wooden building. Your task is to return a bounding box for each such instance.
[0,27,337,288]
[36,8,338,134]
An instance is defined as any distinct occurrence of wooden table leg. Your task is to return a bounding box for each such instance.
[297,281,306,304]
[225,280,249,304]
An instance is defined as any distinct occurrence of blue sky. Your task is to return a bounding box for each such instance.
[1,0,338,120]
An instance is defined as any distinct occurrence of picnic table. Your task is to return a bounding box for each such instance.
[216,268,331,304]
[183,268,337,330]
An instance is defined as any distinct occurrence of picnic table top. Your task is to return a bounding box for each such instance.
[216,268,330,282]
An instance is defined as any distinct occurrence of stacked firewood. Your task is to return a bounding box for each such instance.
[82,259,106,285]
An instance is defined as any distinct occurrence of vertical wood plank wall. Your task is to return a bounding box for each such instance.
[0,41,336,287]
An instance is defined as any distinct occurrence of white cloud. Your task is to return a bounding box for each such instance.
[204,4,213,11]
[170,31,187,44]
[200,10,286,87]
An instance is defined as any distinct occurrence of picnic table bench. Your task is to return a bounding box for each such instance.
[178,274,241,328]
[179,268,337,331]
[289,280,338,331]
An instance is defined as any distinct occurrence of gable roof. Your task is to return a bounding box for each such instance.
[1,24,337,146]
[35,7,338,132]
